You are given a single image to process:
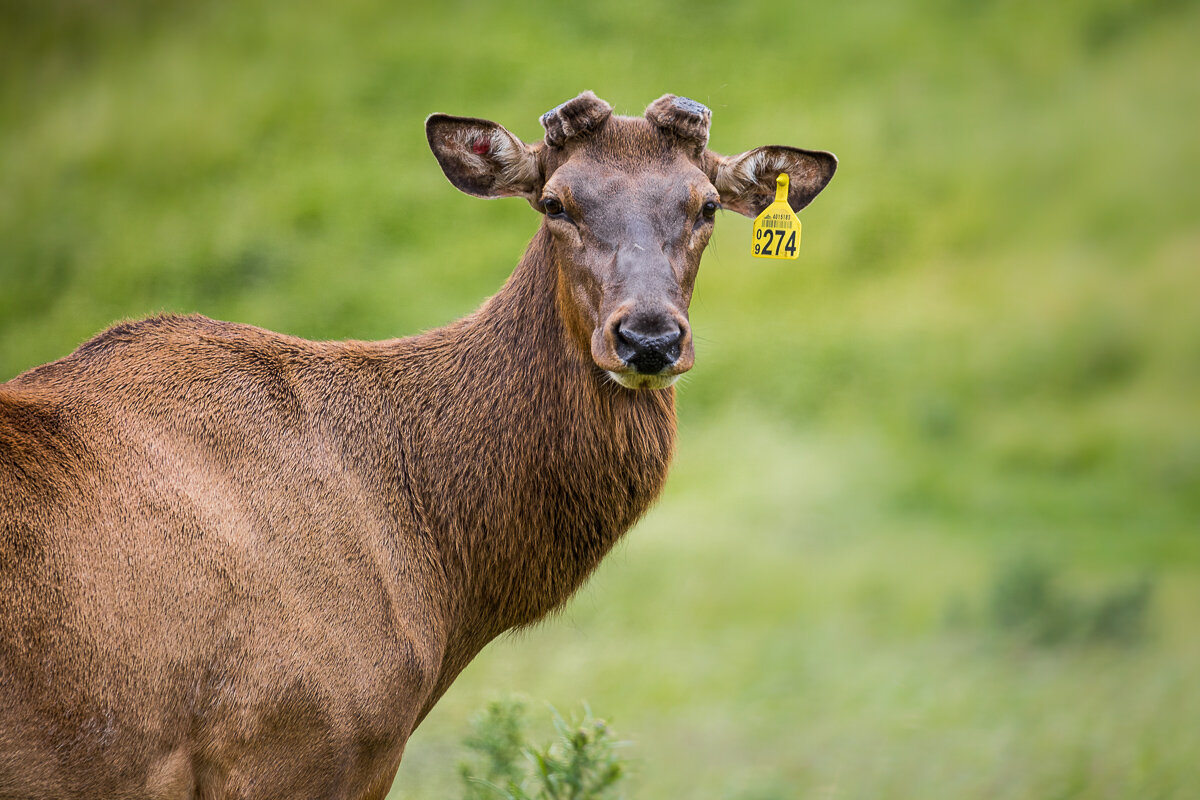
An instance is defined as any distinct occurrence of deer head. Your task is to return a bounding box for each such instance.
[426,92,837,390]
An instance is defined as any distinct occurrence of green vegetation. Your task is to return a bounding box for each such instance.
[2,0,1197,797]
[978,556,1155,647]
[459,700,626,800]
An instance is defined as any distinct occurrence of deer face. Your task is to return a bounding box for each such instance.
[536,125,715,389]
[426,92,837,390]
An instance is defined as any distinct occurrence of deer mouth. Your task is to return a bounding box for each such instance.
[605,370,682,391]
[596,335,694,390]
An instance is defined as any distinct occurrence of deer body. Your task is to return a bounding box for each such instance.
[0,93,834,798]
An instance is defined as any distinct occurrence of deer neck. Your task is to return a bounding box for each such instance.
[401,225,677,653]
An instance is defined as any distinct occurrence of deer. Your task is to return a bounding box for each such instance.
[0,91,835,799]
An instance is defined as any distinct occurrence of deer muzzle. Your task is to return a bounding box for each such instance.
[597,305,694,389]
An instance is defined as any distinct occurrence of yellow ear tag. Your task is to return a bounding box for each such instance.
[751,173,801,260]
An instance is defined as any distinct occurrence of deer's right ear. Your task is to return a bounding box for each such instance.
[426,114,542,200]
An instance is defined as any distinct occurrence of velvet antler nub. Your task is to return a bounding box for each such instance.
[644,94,712,153]
[540,91,613,147]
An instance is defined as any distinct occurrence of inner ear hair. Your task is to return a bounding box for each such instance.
[713,146,838,216]
[426,114,540,199]
[645,94,711,154]
[540,91,613,148]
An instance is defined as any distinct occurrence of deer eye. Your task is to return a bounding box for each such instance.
[701,200,719,221]
[542,197,567,218]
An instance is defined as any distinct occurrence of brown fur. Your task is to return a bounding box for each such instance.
[0,93,835,798]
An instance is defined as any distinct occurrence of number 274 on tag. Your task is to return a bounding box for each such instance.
[754,226,798,258]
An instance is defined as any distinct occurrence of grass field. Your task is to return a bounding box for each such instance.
[2,0,1198,797]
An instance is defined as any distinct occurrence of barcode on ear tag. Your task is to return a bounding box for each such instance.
[751,173,802,260]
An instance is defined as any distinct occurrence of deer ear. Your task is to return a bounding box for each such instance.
[711,146,837,218]
[426,114,542,200]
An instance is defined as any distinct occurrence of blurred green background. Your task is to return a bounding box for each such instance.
[3,0,1198,797]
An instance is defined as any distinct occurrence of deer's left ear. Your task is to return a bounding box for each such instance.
[710,145,837,218]
[426,114,542,201]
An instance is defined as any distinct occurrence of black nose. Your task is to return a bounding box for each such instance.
[614,319,683,374]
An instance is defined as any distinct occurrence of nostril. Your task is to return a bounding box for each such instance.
[613,324,639,364]
[659,328,683,361]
